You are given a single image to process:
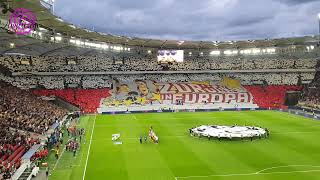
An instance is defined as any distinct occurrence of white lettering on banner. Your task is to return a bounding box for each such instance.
[161,94,172,101]
[188,84,206,93]
[200,84,216,93]
[161,93,251,104]
[172,94,183,103]
[225,94,236,103]
[174,84,192,93]
[185,94,197,103]
[198,94,210,103]
[159,83,171,94]
[212,94,223,103]
[167,83,177,93]
[237,93,249,103]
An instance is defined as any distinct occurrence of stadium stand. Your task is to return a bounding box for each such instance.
[0,55,318,72]
[244,85,302,108]
[0,53,317,113]
[0,72,315,89]
[0,80,67,178]
[0,81,67,133]
[299,61,320,109]
[33,88,110,113]
[31,78,304,113]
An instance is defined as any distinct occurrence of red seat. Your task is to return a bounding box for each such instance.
[33,88,111,113]
[244,85,302,108]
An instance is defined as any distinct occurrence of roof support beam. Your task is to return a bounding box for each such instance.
[160,40,167,49]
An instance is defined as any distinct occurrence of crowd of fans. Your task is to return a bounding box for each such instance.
[0,54,318,73]
[0,122,40,179]
[0,81,67,133]
[0,72,315,90]
[0,53,317,90]
[111,73,314,85]
[299,61,320,109]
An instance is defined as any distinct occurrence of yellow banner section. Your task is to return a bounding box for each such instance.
[220,77,241,89]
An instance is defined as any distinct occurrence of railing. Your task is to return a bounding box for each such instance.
[12,162,28,180]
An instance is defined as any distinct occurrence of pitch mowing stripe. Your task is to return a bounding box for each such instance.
[82,114,96,180]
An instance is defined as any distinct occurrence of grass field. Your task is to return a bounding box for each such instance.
[49,111,320,180]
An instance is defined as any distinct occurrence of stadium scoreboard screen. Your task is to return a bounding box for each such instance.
[157,50,184,63]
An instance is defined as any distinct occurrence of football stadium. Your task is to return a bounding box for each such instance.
[0,0,320,179]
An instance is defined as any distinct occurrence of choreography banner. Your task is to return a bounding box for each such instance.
[102,79,253,107]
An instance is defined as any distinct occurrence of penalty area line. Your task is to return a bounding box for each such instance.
[82,114,96,180]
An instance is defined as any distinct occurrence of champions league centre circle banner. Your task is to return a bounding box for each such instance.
[100,78,255,107]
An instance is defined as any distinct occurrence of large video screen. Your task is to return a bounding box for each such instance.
[157,50,184,63]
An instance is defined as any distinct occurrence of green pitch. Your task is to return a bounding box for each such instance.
[49,111,320,180]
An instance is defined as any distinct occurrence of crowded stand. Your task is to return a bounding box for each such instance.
[0,72,315,90]
[245,85,302,108]
[0,55,318,73]
[31,78,303,113]
[0,62,314,114]
[0,81,67,133]
[0,85,49,179]
[0,52,318,114]
[33,88,110,113]
[0,53,317,114]
[299,61,320,109]
[0,127,36,179]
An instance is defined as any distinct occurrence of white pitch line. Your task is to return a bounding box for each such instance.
[82,114,96,180]
[52,146,66,171]
[91,135,185,142]
[67,146,87,169]
[132,114,138,120]
[255,165,320,174]
[273,131,320,134]
[176,165,320,179]
[90,130,320,142]
[77,144,86,165]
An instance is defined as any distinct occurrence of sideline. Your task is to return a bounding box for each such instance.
[82,114,96,180]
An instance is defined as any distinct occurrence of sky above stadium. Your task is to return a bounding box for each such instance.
[54,0,320,41]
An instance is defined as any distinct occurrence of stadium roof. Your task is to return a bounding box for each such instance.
[0,0,319,51]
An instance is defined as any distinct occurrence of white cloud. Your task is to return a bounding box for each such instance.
[54,0,320,41]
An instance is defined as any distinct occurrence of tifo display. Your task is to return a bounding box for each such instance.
[190,125,269,140]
